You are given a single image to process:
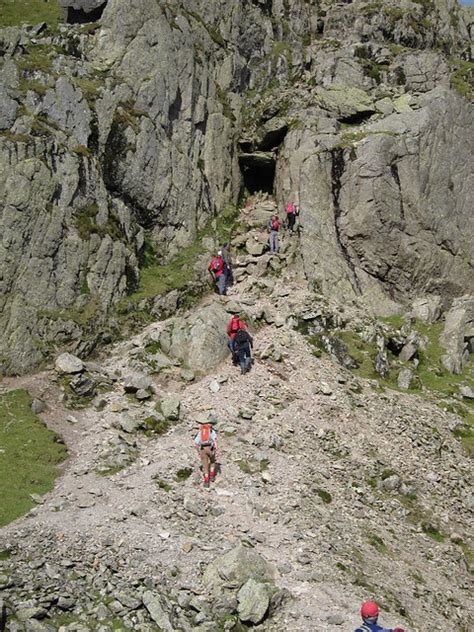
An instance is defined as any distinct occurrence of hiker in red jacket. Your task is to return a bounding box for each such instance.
[194,419,218,488]
[285,201,297,233]
[267,215,279,253]
[207,250,226,295]
[226,314,247,355]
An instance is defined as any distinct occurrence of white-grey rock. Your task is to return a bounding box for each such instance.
[55,353,84,374]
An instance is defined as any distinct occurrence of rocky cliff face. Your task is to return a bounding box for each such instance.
[0,0,472,374]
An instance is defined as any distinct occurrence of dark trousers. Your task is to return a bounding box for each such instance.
[287,213,296,231]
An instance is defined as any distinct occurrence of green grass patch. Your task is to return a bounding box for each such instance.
[421,522,445,542]
[142,416,171,436]
[236,459,252,474]
[175,467,193,481]
[0,0,62,27]
[17,44,55,73]
[118,204,239,311]
[153,476,172,492]
[75,203,124,241]
[74,78,102,106]
[450,58,474,99]
[145,341,161,354]
[315,488,332,504]
[0,389,67,527]
[0,549,11,561]
[368,533,389,554]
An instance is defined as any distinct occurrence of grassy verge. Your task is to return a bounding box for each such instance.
[0,0,62,28]
[0,389,67,527]
[116,204,239,329]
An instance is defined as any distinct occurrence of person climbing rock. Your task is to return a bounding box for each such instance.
[354,601,406,632]
[226,313,248,356]
[285,201,297,233]
[221,242,234,287]
[233,327,253,374]
[194,419,218,489]
[207,250,226,295]
[267,214,280,253]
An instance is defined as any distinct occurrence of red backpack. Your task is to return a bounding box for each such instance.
[210,257,223,273]
[200,424,212,446]
[230,317,241,333]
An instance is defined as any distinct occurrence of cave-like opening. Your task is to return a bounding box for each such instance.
[65,3,106,24]
[239,153,275,195]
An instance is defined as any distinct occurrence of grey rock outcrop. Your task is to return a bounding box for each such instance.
[158,302,231,372]
[276,88,473,313]
[440,295,474,373]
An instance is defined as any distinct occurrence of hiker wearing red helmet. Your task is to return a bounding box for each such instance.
[354,601,406,632]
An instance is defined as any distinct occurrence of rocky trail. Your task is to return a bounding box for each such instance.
[0,199,473,631]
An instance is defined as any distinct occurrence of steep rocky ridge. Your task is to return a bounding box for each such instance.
[0,0,472,374]
[0,197,473,631]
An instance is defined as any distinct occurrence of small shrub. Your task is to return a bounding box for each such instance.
[315,488,332,504]
[153,476,172,492]
[175,467,193,481]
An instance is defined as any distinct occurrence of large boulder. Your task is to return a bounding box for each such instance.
[412,296,442,324]
[158,302,231,372]
[142,591,173,631]
[203,544,274,592]
[315,85,375,121]
[55,353,84,374]
[237,578,270,625]
[440,295,474,374]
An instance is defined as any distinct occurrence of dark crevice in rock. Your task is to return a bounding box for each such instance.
[65,4,106,25]
[390,162,405,224]
[168,88,182,135]
[257,124,288,151]
[239,152,275,194]
[249,0,273,18]
[339,110,374,125]
[331,148,361,294]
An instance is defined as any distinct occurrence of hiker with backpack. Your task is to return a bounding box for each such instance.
[285,201,297,233]
[267,214,280,253]
[233,327,254,374]
[194,419,218,488]
[222,242,234,287]
[207,250,226,295]
[354,601,406,632]
[226,313,248,355]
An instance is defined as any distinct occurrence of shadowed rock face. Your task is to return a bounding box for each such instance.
[0,0,472,373]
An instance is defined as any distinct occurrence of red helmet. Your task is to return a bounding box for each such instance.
[361,601,379,619]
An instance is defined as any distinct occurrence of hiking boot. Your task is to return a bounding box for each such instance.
[204,478,210,489]
[210,469,216,482]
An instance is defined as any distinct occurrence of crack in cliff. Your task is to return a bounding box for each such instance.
[390,161,406,225]
[331,148,361,295]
